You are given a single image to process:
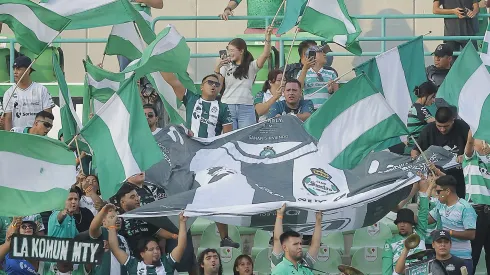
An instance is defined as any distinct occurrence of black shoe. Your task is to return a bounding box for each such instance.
[220,237,240,248]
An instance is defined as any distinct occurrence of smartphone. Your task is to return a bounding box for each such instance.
[308,50,316,60]
[219,50,227,60]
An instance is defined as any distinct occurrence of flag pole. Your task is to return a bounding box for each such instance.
[74,136,82,164]
[410,135,436,177]
[67,134,79,147]
[279,27,300,88]
[101,54,106,66]
[269,0,286,28]
[1,21,70,120]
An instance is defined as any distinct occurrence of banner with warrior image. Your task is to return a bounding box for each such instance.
[125,116,458,235]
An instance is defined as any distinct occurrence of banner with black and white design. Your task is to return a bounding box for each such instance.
[128,116,458,234]
[10,235,103,264]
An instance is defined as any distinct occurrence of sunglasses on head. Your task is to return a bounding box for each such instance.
[37,120,52,129]
[206,79,221,87]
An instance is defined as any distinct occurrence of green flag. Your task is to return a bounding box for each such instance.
[276,0,307,34]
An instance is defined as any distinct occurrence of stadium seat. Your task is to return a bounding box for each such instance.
[351,247,383,275]
[310,247,342,275]
[19,46,62,83]
[251,229,272,258]
[321,231,345,255]
[197,223,242,255]
[253,247,273,275]
[475,250,487,275]
[219,247,241,275]
[350,222,392,256]
[378,213,399,234]
[190,217,213,236]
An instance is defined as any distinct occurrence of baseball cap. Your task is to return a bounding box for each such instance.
[433,44,453,57]
[13,56,35,71]
[431,229,451,242]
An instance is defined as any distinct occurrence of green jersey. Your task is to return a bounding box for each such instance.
[425,198,438,244]
[38,262,89,275]
[182,91,232,138]
[271,257,314,275]
[234,0,284,29]
[124,253,176,275]
[91,228,130,275]
[0,217,11,245]
[382,194,429,275]
[463,152,490,205]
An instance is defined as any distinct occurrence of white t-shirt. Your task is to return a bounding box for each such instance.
[3,82,54,128]
[152,128,162,135]
[220,60,260,105]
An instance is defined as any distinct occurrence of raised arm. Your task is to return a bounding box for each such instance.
[134,0,163,9]
[160,72,186,101]
[106,213,130,265]
[256,27,273,69]
[308,212,322,260]
[272,204,286,255]
[169,213,188,263]
[297,58,315,89]
[219,0,240,21]
[464,130,475,158]
[89,204,114,239]
[394,246,410,274]
[254,86,283,116]
[0,218,20,262]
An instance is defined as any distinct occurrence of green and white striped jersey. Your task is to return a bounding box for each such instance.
[464,152,490,205]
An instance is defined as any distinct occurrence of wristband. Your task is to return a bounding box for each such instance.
[107,225,117,229]
[277,215,283,219]
[224,7,232,12]
[450,230,453,236]
[172,234,178,239]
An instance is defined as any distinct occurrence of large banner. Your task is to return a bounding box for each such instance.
[10,235,103,264]
[128,116,458,234]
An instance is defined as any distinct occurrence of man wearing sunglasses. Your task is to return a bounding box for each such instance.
[10,110,54,136]
[428,175,477,274]
[161,72,233,138]
[143,104,162,135]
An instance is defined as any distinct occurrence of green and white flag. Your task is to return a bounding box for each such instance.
[0,0,70,55]
[437,44,490,143]
[355,37,426,131]
[0,131,76,216]
[105,22,146,62]
[122,24,190,78]
[82,57,124,125]
[39,0,154,44]
[80,74,163,199]
[298,0,362,54]
[277,0,307,34]
[303,74,409,169]
[481,22,490,72]
[463,153,490,205]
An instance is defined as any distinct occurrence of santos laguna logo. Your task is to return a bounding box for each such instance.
[302,168,340,196]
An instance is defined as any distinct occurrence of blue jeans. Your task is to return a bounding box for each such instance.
[117,55,130,72]
[227,104,256,130]
[463,259,473,275]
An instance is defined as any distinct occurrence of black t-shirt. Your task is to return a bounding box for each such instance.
[414,119,470,156]
[73,207,94,233]
[426,65,450,87]
[436,0,478,37]
[117,208,161,255]
[438,255,466,275]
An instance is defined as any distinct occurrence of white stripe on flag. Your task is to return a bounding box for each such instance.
[98,94,140,179]
[458,64,490,133]
[139,10,152,24]
[0,151,74,192]
[375,47,411,125]
[151,26,183,56]
[308,0,356,34]
[59,88,83,127]
[87,74,120,91]
[40,0,116,16]
[112,22,145,52]
[0,4,59,43]
[318,93,393,161]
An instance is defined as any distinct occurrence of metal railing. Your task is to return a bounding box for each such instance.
[1,13,489,83]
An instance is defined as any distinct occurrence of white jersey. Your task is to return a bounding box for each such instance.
[3,82,54,128]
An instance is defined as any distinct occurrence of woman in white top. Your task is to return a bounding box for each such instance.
[215,27,273,130]
[80,175,104,216]
[253,69,285,122]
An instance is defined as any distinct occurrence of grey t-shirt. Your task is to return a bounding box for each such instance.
[436,0,479,38]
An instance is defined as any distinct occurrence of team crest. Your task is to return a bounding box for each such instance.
[259,146,276,157]
[211,106,218,113]
[302,168,339,196]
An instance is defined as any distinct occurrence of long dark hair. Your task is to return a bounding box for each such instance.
[233,255,253,275]
[414,81,437,98]
[229,38,254,80]
[261,69,283,92]
[198,248,223,275]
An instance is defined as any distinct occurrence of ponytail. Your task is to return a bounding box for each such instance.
[234,49,254,80]
[414,81,437,98]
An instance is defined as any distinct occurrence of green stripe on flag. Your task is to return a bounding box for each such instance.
[277,0,307,34]
[398,37,426,104]
[0,187,67,216]
[0,131,75,165]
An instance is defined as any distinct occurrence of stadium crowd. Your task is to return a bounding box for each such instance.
[1,0,490,275]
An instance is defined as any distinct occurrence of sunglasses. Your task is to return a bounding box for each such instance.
[206,80,221,87]
[37,120,53,129]
[145,113,155,118]
[21,224,34,230]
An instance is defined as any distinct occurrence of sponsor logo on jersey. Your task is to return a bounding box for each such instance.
[302,168,339,196]
[259,146,276,157]
[211,106,218,114]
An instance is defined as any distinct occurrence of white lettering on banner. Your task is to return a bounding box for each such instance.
[45,239,54,259]
[81,243,91,262]
[89,243,100,263]
[60,240,69,261]
[72,242,82,262]
[38,238,45,258]
[32,238,39,257]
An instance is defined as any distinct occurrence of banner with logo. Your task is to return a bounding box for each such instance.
[127,116,458,234]
[10,235,103,264]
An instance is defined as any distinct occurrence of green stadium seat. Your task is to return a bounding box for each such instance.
[351,247,383,275]
[19,46,61,83]
[251,229,272,258]
[379,214,399,234]
[190,217,213,236]
[253,247,273,275]
[237,226,258,235]
[321,231,345,255]
[475,250,487,275]
[0,48,10,83]
[311,247,342,275]
[350,222,392,256]
[219,247,241,275]
[197,223,242,255]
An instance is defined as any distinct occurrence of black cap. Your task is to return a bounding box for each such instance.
[13,55,35,71]
[394,208,416,225]
[431,230,451,242]
[433,44,453,57]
